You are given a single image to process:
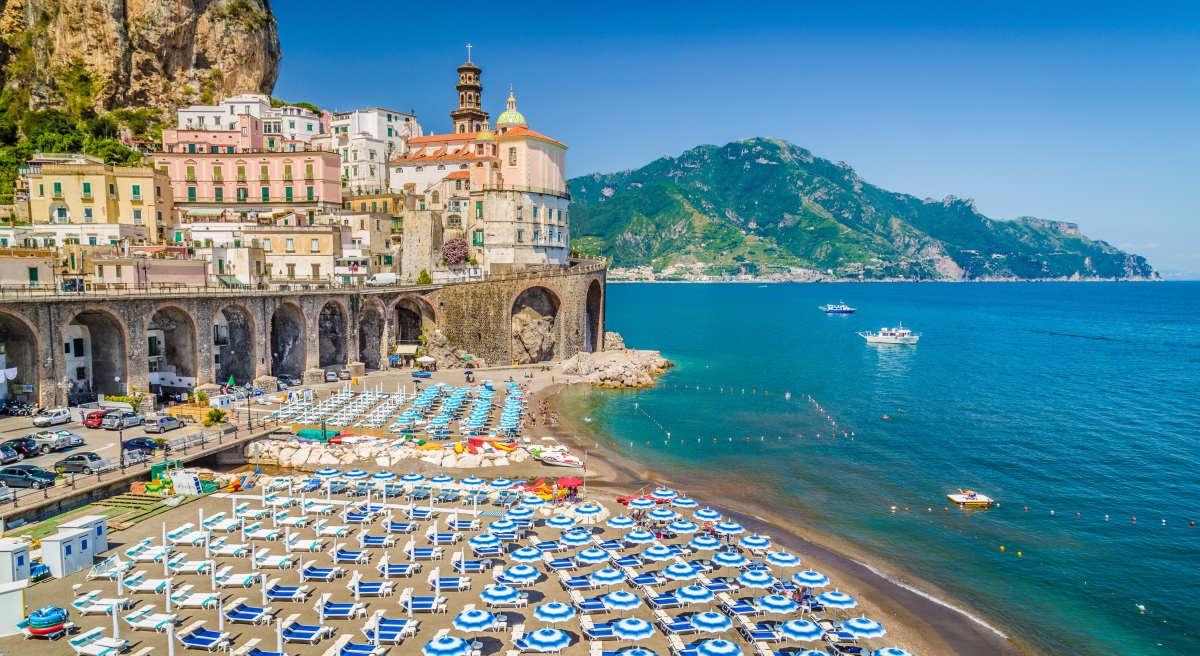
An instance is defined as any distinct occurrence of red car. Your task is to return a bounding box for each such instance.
[82,410,115,429]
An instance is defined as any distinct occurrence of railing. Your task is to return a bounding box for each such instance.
[481,184,571,200]
[171,194,323,204]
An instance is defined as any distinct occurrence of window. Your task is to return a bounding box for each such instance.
[83,208,93,221]
[214,187,224,202]
[431,191,439,204]
[53,181,62,197]
[533,206,539,219]
[175,231,183,242]
[82,181,92,197]
[360,202,367,212]
[455,180,462,190]
[285,238,294,252]
[311,264,320,279]
[96,265,103,279]
[382,201,388,212]
[283,164,292,180]
[237,187,248,202]
[132,209,143,224]
[509,147,517,166]
[261,187,270,201]
[37,184,43,197]
[213,165,223,181]
[263,239,272,251]
[473,229,484,246]
[131,184,141,200]
[268,138,275,148]
[289,120,295,129]
[28,267,38,285]
[307,124,313,132]
[310,238,319,252]
[227,146,235,154]
[475,201,483,219]
[260,165,269,180]
[186,165,196,181]
[534,230,541,243]
[187,187,197,202]
[285,186,293,201]
[237,165,246,181]
[286,264,296,279]
[115,265,123,279]
[305,163,313,179]
[306,186,314,201]
[517,229,524,243]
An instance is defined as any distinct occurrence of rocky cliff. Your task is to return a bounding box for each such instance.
[0,0,280,113]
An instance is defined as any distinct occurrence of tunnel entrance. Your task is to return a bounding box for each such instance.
[511,286,560,364]
[147,305,198,397]
[67,309,128,398]
[215,304,256,386]
[585,279,603,353]
[394,296,436,344]
[0,312,38,403]
[270,303,307,378]
[358,301,384,371]
[318,301,347,368]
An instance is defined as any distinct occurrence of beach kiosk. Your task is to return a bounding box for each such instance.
[0,538,31,583]
[60,515,108,553]
[40,527,94,578]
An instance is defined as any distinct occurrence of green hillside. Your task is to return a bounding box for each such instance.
[568,138,1157,280]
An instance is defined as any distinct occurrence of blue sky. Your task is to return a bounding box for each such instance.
[271,1,1200,276]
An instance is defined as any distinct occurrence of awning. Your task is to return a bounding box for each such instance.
[216,275,244,287]
[186,208,226,217]
[394,345,419,355]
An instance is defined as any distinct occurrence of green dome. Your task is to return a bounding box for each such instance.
[477,130,495,142]
[495,109,526,126]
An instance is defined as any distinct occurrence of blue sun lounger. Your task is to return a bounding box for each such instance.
[703,578,738,593]
[446,519,479,531]
[558,573,598,590]
[407,546,444,560]
[334,548,370,564]
[282,620,334,644]
[582,619,617,640]
[452,557,488,573]
[379,562,421,578]
[300,565,345,582]
[177,624,231,651]
[531,538,564,552]
[244,647,286,656]
[612,554,642,568]
[225,602,273,625]
[649,591,683,609]
[739,620,782,642]
[360,534,396,548]
[720,596,761,616]
[344,512,374,524]
[543,556,577,571]
[471,544,503,557]
[595,539,624,551]
[340,641,388,656]
[570,592,605,613]
[405,508,433,520]
[318,600,367,620]
[432,576,471,591]
[386,521,417,534]
[361,618,417,644]
[266,584,310,601]
[657,614,698,635]
[353,580,395,596]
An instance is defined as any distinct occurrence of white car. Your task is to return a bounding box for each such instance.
[32,408,72,427]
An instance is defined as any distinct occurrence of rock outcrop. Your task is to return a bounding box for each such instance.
[422,330,469,370]
[244,435,533,472]
[558,349,673,389]
[604,331,626,351]
[0,0,281,114]
[511,306,557,364]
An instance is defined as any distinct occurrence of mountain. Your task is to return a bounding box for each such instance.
[568,138,1157,281]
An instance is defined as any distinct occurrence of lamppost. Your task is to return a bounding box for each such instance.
[138,261,150,290]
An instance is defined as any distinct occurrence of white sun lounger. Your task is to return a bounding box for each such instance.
[68,627,127,656]
[314,519,352,537]
[73,591,133,615]
[170,585,219,609]
[214,566,261,588]
[123,605,179,632]
[126,571,170,594]
[254,549,295,569]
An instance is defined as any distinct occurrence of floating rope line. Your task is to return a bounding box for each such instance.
[632,401,671,441]
[669,384,855,439]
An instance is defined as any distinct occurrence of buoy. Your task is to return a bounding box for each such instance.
[904,507,908,512]
[1132,517,1137,523]
[1076,512,1080,517]
[1017,551,1022,557]
[1051,510,1055,515]
[1000,546,1005,551]
[1024,507,1028,512]
[891,506,896,513]
[1106,515,1109,521]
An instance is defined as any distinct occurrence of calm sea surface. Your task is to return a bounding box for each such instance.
[560,282,1200,656]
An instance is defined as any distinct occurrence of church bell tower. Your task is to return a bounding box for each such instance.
[450,45,489,134]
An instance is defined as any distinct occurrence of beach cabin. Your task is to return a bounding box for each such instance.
[60,515,109,553]
[40,527,94,578]
[0,538,30,583]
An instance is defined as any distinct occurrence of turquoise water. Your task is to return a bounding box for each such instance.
[567,282,1200,656]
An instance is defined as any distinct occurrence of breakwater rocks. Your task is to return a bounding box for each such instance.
[558,349,673,388]
[245,438,532,471]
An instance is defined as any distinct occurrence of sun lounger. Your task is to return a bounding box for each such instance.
[302,500,334,515]
[446,519,479,531]
[125,539,172,563]
[254,548,295,568]
[126,571,170,594]
[427,531,463,545]
[647,588,683,609]
[688,560,714,574]
[594,537,624,551]
[434,490,461,504]
[737,617,782,642]
[301,564,346,582]
[123,605,178,632]
[360,615,418,644]
[73,590,133,614]
[224,599,274,625]
[168,556,212,575]
[236,504,269,521]
[386,521,418,534]
[246,525,282,541]
[404,507,433,521]
[281,614,334,644]
[612,554,642,568]
[315,520,352,537]
[472,543,503,557]
[274,512,309,528]
[266,581,311,601]
[87,555,132,580]
[654,610,697,635]
[667,635,700,656]
[360,533,397,548]
[286,534,325,552]
[403,541,444,560]
[348,483,373,497]
[171,585,219,609]
[452,553,491,573]
[175,621,231,652]
[350,579,395,597]
[569,590,605,613]
[558,571,600,591]
[580,616,617,641]
[399,590,448,613]
[431,575,471,591]
[530,538,564,552]
[717,593,761,616]
[319,597,368,619]
[407,489,430,501]
[334,547,371,564]
[214,566,260,588]
[333,634,388,656]
[69,626,128,656]
[701,576,739,593]
[214,541,251,558]
[379,561,421,578]
[325,481,349,495]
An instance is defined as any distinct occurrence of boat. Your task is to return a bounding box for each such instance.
[947,489,994,507]
[857,323,920,344]
[820,303,856,314]
[539,451,583,468]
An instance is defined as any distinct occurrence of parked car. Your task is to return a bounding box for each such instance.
[144,416,185,434]
[324,370,338,382]
[0,439,36,460]
[32,407,72,427]
[0,465,57,489]
[24,431,73,454]
[337,369,352,380]
[83,410,116,429]
[277,374,302,387]
[0,445,19,465]
[122,437,161,456]
[53,452,106,475]
[102,411,144,430]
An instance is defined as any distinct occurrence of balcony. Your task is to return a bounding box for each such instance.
[283,174,293,181]
[131,194,143,202]
[81,191,93,199]
[213,335,229,346]
[237,174,247,182]
[184,174,197,182]
[52,190,64,199]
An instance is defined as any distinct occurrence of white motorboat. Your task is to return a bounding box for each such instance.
[539,451,583,468]
[857,323,920,345]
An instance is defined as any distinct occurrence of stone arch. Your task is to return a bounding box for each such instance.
[318,299,348,368]
[358,298,385,371]
[0,310,40,403]
[146,303,199,396]
[214,302,257,385]
[509,283,563,364]
[585,278,604,353]
[270,302,307,378]
[391,294,438,345]
[63,306,128,397]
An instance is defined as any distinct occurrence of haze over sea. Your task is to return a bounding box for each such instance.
[561,282,1200,656]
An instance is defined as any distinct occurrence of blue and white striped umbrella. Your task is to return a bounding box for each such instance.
[461,477,485,487]
[607,515,638,529]
[576,548,611,566]
[714,521,745,535]
[641,545,675,562]
[574,503,603,517]
[423,636,471,656]
[627,497,657,510]
[452,609,497,633]
[469,533,501,549]
[792,652,831,656]
[650,488,678,501]
[791,570,830,588]
[872,649,914,656]
[690,612,734,634]
[695,639,743,656]
[520,495,547,508]
[689,535,722,552]
[314,468,341,478]
[612,618,655,641]
[817,590,858,610]
[546,515,577,530]
[676,585,715,604]
[736,570,776,589]
[589,568,626,587]
[489,519,518,532]
[431,475,456,485]
[601,590,643,612]
[668,520,699,534]
[738,535,770,550]
[510,547,544,563]
[672,497,699,509]
[779,620,823,642]
[372,471,398,481]
[533,602,576,624]
[766,551,801,568]
[401,473,425,483]
[480,584,521,605]
[756,594,799,614]
[506,506,535,520]
[502,565,541,584]
[560,531,593,548]
[694,508,722,522]
[842,617,886,639]
[622,650,660,656]
[521,628,571,653]
[490,478,514,489]
[712,551,749,569]
[343,469,370,479]
[625,530,656,544]
[662,563,698,581]
[648,508,678,522]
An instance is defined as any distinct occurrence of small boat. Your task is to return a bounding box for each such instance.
[411,371,432,378]
[539,451,583,468]
[947,489,994,507]
[858,323,920,344]
[821,303,856,314]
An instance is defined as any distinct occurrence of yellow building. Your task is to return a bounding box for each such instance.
[25,157,175,245]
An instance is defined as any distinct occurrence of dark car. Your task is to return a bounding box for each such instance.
[0,465,57,489]
[0,445,19,465]
[53,452,106,474]
[122,437,161,456]
[0,439,36,460]
[83,410,116,429]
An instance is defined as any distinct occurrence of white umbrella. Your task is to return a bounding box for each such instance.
[218,596,225,631]
[165,577,173,612]
[353,569,362,602]
[117,567,124,596]
[261,569,269,605]
[275,617,284,653]
[112,597,120,639]
[417,356,436,364]
[168,622,176,656]
[210,560,218,592]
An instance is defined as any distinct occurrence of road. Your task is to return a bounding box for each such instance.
[0,413,209,473]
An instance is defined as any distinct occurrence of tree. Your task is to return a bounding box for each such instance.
[203,409,228,426]
[442,237,468,265]
[416,269,432,285]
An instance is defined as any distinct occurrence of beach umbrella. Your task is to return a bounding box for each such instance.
[431,475,456,486]
[739,535,771,550]
[469,533,501,549]
[490,478,514,489]
[423,636,472,656]
[842,617,887,639]
[612,617,655,642]
[668,520,699,534]
[650,487,678,501]
[452,609,498,633]
[533,602,576,624]
[712,551,749,569]
[546,515,577,530]
[872,649,915,656]
[690,612,734,634]
[560,531,593,548]
[694,508,722,522]
[766,551,801,568]
[606,515,637,529]
[520,495,547,508]
[401,473,425,484]
[462,476,485,487]
[737,570,776,589]
[627,497,657,511]
[574,503,603,519]
[480,584,521,606]
[372,471,397,481]
[167,622,176,656]
[576,548,611,566]
[506,506,535,520]
[648,508,678,522]
[490,519,518,533]
[756,594,799,614]
[792,570,830,588]
[510,547,544,563]
[589,568,626,587]
[503,565,541,585]
[662,563,699,581]
[779,620,824,642]
[672,497,699,509]
[817,590,858,610]
[344,469,369,479]
[557,477,583,488]
[521,628,571,653]
[625,529,656,545]
[676,585,715,605]
[600,590,643,613]
[276,617,284,653]
[695,639,743,656]
[641,545,675,562]
[714,521,745,536]
[315,468,341,478]
[689,535,722,552]
[621,650,660,656]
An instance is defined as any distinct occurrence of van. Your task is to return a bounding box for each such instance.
[366,273,398,286]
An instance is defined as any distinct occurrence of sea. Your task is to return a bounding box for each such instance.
[559,281,1200,656]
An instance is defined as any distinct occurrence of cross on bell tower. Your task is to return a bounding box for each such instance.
[450,47,488,134]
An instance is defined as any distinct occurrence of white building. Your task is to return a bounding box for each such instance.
[313,108,423,194]
[176,93,323,145]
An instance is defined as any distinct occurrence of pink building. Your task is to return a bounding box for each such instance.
[162,114,263,153]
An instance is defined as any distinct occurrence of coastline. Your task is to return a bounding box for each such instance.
[533,380,1034,656]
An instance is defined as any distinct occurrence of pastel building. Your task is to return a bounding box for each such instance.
[176,93,322,147]
[311,107,423,194]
